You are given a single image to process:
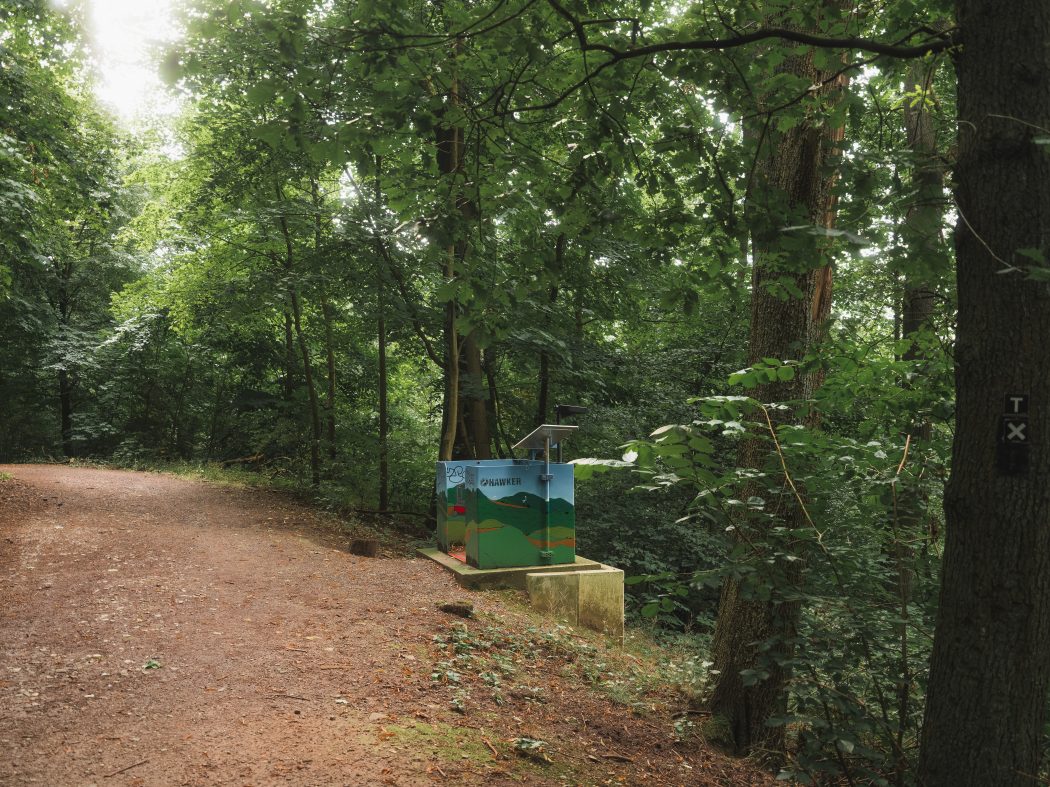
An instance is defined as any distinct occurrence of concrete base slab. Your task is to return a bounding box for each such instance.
[417,547,603,590]
[418,547,624,642]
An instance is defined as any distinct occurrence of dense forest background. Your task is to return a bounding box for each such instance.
[2,0,1048,783]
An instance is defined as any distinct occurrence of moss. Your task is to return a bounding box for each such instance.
[385,721,496,765]
[699,714,735,750]
[385,722,579,782]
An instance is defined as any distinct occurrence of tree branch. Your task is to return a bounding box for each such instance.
[546,0,956,60]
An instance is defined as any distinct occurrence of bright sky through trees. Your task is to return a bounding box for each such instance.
[55,0,181,121]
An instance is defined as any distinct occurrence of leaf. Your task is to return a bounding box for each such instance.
[245,81,278,105]
[781,224,870,245]
[1017,247,1047,264]
[569,457,633,480]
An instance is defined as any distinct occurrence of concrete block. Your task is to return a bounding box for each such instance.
[525,566,624,643]
[577,568,625,643]
[525,571,580,625]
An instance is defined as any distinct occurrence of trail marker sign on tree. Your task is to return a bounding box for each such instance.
[998,394,1030,475]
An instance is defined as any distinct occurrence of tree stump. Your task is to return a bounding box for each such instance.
[349,538,379,558]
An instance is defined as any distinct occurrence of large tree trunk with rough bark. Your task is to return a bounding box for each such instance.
[434,55,491,462]
[917,3,1050,784]
[707,37,845,755]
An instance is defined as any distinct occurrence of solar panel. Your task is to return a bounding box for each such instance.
[512,424,579,451]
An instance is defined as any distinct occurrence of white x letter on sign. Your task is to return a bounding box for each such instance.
[1006,422,1027,442]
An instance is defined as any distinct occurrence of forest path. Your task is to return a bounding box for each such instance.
[0,465,770,786]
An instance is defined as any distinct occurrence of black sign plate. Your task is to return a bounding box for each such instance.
[1002,416,1029,444]
[1005,394,1030,415]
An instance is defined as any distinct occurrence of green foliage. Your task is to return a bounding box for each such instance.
[0,0,968,781]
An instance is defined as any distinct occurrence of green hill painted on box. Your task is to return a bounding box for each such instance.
[466,489,576,568]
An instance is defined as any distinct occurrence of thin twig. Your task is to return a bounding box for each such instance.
[896,434,912,476]
[104,759,149,778]
[956,206,1015,271]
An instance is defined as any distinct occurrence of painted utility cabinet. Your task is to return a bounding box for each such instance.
[436,460,519,551]
[435,461,469,551]
[464,460,576,569]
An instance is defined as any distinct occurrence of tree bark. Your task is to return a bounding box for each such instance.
[484,347,512,458]
[892,59,947,776]
[312,178,338,461]
[435,50,489,461]
[900,58,946,443]
[439,282,461,462]
[707,31,846,755]
[436,75,464,461]
[289,289,322,488]
[57,273,74,457]
[918,3,1050,784]
[536,235,565,426]
[58,368,73,457]
[276,181,322,487]
[321,297,337,459]
[283,311,295,401]
[378,305,390,512]
[463,332,491,459]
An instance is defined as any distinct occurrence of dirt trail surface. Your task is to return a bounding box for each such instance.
[0,465,773,786]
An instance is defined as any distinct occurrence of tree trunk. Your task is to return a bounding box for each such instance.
[917,3,1050,784]
[436,80,465,461]
[435,54,487,461]
[58,368,73,457]
[900,58,946,443]
[537,234,565,426]
[283,311,295,401]
[289,289,322,488]
[484,347,512,458]
[537,351,550,427]
[707,34,846,755]
[275,181,322,487]
[378,306,390,511]
[371,154,390,506]
[321,297,337,459]
[463,332,491,459]
[891,59,947,775]
[57,285,74,457]
[312,177,337,462]
[439,287,460,462]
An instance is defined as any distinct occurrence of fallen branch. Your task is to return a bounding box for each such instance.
[104,759,149,778]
